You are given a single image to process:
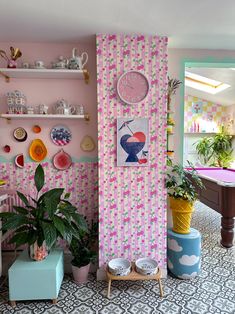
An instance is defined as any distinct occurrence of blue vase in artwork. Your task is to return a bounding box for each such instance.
[120,132,146,162]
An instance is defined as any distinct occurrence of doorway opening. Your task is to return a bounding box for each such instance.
[181,61,235,169]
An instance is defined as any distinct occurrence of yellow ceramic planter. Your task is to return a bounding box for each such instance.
[169,197,194,234]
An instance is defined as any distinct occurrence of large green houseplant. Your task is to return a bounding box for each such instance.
[166,162,204,234]
[69,220,98,283]
[195,126,234,168]
[0,164,88,260]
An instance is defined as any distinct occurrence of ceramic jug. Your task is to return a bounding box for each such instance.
[68,48,88,70]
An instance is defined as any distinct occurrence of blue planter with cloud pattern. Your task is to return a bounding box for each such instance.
[167,228,201,279]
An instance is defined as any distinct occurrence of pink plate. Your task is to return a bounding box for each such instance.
[53,149,72,170]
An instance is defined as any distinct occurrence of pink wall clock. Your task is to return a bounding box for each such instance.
[117,70,149,105]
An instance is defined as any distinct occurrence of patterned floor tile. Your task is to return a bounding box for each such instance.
[0,202,235,313]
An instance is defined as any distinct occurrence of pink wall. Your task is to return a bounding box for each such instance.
[168,48,235,162]
[0,41,98,230]
[0,41,97,160]
[97,35,168,269]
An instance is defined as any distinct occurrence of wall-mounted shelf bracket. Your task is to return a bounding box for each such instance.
[0,71,10,82]
[83,69,89,84]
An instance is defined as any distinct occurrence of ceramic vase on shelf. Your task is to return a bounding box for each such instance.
[29,241,48,261]
[7,59,17,68]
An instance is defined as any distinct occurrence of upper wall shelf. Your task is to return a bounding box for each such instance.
[0,113,90,122]
[0,68,89,84]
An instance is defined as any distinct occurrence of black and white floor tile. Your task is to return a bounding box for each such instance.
[0,202,234,313]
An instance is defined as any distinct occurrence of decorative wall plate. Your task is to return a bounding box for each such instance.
[13,127,28,142]
[117,70,149,105]
[53,149,72,170]
[15,154,24,168]
[29,139,47,162]
[32,125,41,133]
[50,125,72,146]
[80,135,96,152]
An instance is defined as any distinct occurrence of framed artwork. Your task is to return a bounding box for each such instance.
[117,117,149,166]
[192,101,203,114]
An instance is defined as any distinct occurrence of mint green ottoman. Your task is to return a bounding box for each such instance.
[8,249,64,307]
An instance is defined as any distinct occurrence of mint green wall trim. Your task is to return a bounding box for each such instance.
[0,155,98,163]
[179,57,235,163]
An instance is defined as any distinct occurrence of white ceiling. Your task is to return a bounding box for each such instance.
[1,0,235,49]
[185,67,235,106]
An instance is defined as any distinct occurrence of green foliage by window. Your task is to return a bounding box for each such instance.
[194,126,233,167]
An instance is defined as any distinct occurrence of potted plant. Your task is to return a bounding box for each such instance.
[167,77,182,109]
[69,220,98,284]
[195,126,234,167]
[0,164,88,261]
[166,162,204,234]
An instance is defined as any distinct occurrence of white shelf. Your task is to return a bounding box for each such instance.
[0,113,89,121]
[184,132,217,135]
[0,68,89,83]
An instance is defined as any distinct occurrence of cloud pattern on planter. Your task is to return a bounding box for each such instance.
[167,228,201,279]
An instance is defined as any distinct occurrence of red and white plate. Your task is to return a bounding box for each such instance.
[50,125,72,146]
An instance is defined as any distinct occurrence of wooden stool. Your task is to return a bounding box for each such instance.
[8,249,64,307]
[106,263,163,298]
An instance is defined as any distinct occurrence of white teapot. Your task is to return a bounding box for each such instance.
[55,99,76,115]
[68,48,88,70]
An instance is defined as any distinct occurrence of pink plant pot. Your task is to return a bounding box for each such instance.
[72,263,90,284]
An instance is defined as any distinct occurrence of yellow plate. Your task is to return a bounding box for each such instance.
[29,139,47,162]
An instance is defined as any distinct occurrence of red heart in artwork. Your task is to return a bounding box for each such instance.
[133,132,146,142]
[138,158,147,164]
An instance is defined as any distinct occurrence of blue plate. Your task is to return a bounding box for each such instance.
[50,125,72,146]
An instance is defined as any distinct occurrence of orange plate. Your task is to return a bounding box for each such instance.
[29,139,47,162]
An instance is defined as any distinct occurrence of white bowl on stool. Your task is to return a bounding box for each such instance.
[108,258,131,276]
[135,258,158,275]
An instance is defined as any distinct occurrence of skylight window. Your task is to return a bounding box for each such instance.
[185,71,230,94]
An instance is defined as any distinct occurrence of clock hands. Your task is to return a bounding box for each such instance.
[123,80,134,89]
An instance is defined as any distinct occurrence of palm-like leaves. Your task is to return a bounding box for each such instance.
[0,164,88,249]
[194,127,234,167]
[166,162,204,203]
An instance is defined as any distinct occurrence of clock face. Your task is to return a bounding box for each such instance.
[117,71,149,105]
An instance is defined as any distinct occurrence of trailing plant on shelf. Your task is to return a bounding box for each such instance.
[0,164,88,260]
[194,126,234,167]
[167,117,175,126]
[166,161,204,234]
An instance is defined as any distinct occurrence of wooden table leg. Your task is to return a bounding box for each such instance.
[107,279,111,298]
[158,279,164,297]
[10,300,16,307]
[52,298,57,304]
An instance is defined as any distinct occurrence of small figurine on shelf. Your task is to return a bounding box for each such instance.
[0,46,22,68]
